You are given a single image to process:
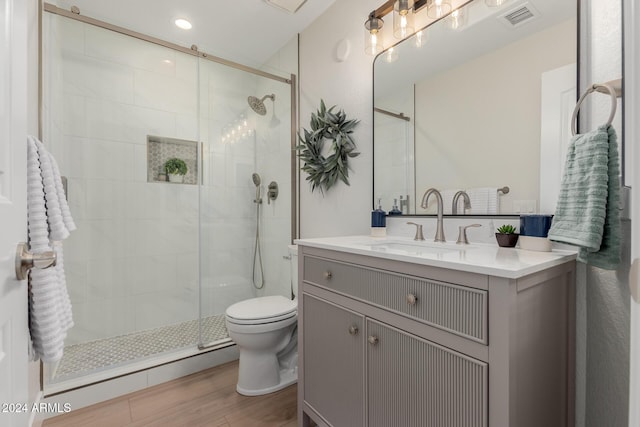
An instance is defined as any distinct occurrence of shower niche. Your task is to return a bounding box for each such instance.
[147,135,199,185]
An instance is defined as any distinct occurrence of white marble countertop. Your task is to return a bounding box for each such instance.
[295,235,577,279]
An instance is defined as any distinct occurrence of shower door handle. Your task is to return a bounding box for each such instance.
[15,242,57,280]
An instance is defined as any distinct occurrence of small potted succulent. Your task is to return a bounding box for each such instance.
[164,158,188,183]
[495,224,519,248]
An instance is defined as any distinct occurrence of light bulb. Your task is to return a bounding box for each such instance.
[400,16,408,37]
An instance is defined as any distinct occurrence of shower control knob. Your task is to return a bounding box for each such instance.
[406,293,418,305]
[348,325,359,336]
[324,271,332,280]
[368,335,379,345]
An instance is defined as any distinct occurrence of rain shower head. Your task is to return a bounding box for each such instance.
[247,94,276,116]
[252,172,261,187]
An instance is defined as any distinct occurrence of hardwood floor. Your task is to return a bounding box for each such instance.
[43,361,298,427]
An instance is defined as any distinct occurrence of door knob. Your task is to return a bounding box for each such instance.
[368,335,379,345]
[15,242,57,280]
[348,325,359,335]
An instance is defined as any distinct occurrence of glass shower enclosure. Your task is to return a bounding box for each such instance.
[41,5,295,392]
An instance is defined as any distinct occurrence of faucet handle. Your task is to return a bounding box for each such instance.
[457,224,482,245]
[407,222,425,241]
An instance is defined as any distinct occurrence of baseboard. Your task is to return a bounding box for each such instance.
[39,345,238,420]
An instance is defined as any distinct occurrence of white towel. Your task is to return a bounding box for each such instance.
[27,136,75,363]
[467,187,500,215]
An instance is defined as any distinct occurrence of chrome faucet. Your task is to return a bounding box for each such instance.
[420,188,446,242]
[452,190,471,215]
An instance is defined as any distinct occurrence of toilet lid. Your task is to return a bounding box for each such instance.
[226,296,297,323]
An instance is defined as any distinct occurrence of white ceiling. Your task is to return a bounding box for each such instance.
[53,0,338,68]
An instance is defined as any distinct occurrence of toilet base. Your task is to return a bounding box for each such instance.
[236,366,297,396]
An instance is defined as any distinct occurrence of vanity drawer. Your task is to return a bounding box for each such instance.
[303,256,488,344]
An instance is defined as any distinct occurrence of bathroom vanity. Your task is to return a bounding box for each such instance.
[296,236,576,427]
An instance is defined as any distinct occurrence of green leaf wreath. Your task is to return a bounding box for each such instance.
[296,100,360,194]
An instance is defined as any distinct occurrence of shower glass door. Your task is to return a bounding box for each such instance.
[43,13,202,389]
[197,58,293,347]
[42,7,295,392]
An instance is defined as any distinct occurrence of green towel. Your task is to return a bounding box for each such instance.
[548,125,620,270]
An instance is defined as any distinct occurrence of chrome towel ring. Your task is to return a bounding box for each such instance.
[571,79,622,136]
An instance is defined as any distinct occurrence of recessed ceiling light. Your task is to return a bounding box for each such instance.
[174,18,192,30]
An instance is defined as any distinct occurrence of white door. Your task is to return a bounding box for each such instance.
[0,0,30,425]
[539,63,577,214]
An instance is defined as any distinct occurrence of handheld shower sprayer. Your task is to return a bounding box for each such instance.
[252,173,262,204]
[251,172,265,289]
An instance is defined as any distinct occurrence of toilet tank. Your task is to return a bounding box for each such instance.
[288,245,298,297]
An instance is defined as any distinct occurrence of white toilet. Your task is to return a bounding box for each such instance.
[225,245,298,396]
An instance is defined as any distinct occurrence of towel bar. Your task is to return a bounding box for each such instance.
[15,242,57,280]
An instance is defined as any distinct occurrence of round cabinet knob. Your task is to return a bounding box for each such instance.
[324,271,332,280]
[368,335,379,345]
[406,293,418,305]
[348,325,359,336]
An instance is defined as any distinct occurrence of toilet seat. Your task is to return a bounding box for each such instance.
[226,296,297,325]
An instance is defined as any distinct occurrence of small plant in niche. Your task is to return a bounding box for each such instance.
[164,158,188,183]
[495,224,519,248]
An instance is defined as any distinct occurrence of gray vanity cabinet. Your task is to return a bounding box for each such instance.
[297,245,576,427]
[366,319,486,427]
[302,294,365,427]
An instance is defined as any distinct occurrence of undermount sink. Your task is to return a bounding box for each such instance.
[367,240,464,255]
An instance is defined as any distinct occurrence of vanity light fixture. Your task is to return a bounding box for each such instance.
[427,0,452,19]
[364,12,385,55]
[393,0,415,39]
[174,18,192,30]
[485,0,509,7]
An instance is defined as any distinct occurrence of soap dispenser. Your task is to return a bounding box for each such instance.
[371,198,387,237]
[389,199,402,215]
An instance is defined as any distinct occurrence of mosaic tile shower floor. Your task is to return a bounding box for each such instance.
[52,314,229,382]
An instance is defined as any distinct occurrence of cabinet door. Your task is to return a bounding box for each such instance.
[303,294,365,427]
[367,319,488,427]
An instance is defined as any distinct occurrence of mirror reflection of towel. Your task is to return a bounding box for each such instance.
[467,188,499,215]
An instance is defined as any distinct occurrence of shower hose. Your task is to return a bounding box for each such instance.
[253,198,265,289]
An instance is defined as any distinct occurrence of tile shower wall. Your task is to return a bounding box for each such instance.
[43,15,200,345]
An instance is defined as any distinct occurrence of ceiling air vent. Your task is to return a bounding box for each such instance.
[499,2,539,27]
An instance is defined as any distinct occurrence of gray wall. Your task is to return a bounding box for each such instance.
[579,0,630,425]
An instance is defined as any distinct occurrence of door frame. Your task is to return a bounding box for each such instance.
[625,0,640,424]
